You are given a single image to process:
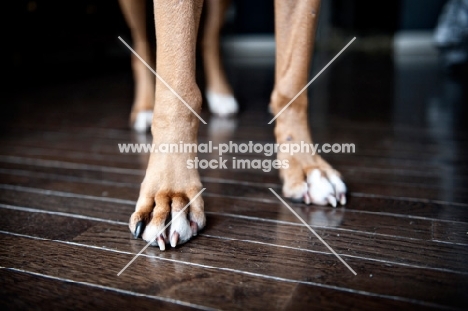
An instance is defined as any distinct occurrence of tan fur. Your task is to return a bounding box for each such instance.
[202,0,234,96]
[118,0,154,125]
[271,0,341,200]
[127,0,205,243]
[120,0,345,247]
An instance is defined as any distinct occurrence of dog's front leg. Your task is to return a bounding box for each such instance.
[129,0,206,249]
[118,0,155,132]
[202,0,238,115]
[271,0,347,206]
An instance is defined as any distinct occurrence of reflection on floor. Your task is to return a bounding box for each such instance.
[1,49,467,310]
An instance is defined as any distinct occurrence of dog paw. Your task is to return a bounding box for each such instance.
[130,190,205,250]
[132,110,153,133]
[206,90,238,116]
[282,161,347,207]
[305,169,346,206]
[280,150,346,207]
[129,150,205,249]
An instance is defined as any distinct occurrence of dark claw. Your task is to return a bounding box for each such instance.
[134,221,145,239]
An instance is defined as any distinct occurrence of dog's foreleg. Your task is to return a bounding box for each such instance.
[202,0,238,116]
[129,0,206,249]
[119,0,155,132]
[271,0,346,206]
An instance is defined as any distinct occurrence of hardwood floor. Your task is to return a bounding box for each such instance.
[1,49,467,310]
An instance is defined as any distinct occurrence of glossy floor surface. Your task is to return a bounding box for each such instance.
[1,47,468,310]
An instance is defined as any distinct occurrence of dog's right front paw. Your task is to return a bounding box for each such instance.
[129,151,205,250]
[130,188,205,250]
[130,192,204,250]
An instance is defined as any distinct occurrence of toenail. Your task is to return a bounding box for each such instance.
[134,221,145,239]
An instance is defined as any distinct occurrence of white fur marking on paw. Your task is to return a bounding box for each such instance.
[141,224,166,250]
[206,91,238,116]
[328,174,346,194]
[170,212,192,246]
[328,173,347,205]
[133,110,153,133]
[307,169,335,206]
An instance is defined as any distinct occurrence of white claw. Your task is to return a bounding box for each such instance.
[206,91,238,116]
[170,232,179,248]
[157,237,166,251]
[339,194,347,205]
[327,196,337,208]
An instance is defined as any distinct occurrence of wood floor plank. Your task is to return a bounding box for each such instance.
[9,108,468,136]
[2,145,467,191]
[0,269,194,311]
[4,136,462,169]
[1,178,467,247]
[1,175,468,249]
[3,51,468,310]
[0,153,465,202]
[2,141,467,184]
[0,234,295,311]
[1,159,467,221]
[4,156,467,199]
[1,209,467,309]
[282,283,443,311]
[432,222,468,245]
[0,159,465,207]
[4,124,468,155]
[2,205,467,274]
[0,268,439,311]
[0,173,467,243]
[0,232,440,310]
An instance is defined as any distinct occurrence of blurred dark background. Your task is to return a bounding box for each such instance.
[5,0,449,86]
[4,0,467,131]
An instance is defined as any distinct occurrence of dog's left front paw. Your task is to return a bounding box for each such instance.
[304,167,346,206]
[281,159,347,207]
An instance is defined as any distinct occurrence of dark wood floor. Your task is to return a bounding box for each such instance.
[1,49,468,310]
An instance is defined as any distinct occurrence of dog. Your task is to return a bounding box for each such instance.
[119,0,347,250]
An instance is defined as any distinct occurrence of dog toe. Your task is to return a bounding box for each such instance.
[306,169,347,207]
